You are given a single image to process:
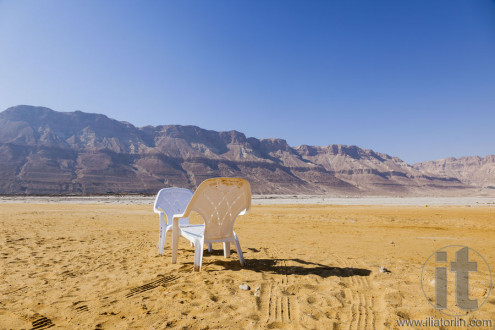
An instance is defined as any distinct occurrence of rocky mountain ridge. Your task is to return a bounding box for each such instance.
[0,105,481,195]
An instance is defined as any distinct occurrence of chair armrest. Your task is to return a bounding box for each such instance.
[173,213,185,219]
[172,213,187,228]
[172,214,185,234]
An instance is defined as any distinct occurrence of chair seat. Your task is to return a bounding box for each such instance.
[180,225,235,244]
[178,225,205,241]
[168,224,203,231]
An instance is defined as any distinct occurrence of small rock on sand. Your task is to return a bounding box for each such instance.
[239,284,250,291]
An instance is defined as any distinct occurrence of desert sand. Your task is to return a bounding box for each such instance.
[1,202,494,329]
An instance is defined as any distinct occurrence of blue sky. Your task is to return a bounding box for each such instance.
[0,0,494,164]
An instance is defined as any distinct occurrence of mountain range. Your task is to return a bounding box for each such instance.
[0,105,492,196]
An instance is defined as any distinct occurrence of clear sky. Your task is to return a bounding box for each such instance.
[0,0,494,164]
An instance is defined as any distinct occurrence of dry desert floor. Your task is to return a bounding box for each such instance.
[1,203,494,329]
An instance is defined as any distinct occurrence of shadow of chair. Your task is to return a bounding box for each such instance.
[203,257,371,278]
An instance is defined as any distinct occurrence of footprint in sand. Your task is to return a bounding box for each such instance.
[31,316,55,329]
[6,286,29,295]
[125,274,179,298]
[74,304,89,313]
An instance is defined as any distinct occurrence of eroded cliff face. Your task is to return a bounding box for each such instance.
[0,105,470,195]
[414,156,495,188]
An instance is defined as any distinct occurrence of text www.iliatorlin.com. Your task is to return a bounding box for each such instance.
[397,317,492,328]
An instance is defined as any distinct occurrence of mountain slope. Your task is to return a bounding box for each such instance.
[0,105,469,195]
[414,156,495,188]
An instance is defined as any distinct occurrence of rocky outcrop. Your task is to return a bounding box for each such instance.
[0,105,471,195]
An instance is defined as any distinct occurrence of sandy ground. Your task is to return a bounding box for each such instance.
[1,203,494,329]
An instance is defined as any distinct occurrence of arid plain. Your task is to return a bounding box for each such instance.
[1,201,494,329]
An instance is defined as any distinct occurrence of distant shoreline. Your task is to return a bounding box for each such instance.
[0,195,494,206]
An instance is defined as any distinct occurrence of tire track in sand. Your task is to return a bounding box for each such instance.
[335,255,376,330]
[258,249,300,327]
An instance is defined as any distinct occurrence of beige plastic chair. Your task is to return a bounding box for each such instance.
[171,178,251,271]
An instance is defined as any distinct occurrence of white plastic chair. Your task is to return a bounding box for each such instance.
[153,188,195,255]
[171,178,251,271]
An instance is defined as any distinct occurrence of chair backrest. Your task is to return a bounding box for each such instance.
[154,188,194,226]
[185,178,251,241]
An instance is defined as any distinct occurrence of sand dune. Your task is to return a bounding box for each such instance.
[1,203,494,329]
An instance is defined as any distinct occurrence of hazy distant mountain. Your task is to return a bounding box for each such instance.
[414,156,495,188]
[0,105,474,195]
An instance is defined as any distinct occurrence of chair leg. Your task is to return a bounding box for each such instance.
[158,226,164,255]
[172,225,179,264]
[208,243,212,252]
[158,216,167,255]
[223,242,231,258]
[194,239,204,272]
[158,228,168,255]
[233,232,245,266]
[158,225,167,255]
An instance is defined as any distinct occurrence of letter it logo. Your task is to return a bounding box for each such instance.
[421,245,492,316]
